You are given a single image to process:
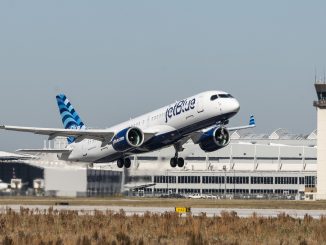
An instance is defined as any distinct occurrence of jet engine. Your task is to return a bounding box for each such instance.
[198,127,231,152]
[112,127,144,152]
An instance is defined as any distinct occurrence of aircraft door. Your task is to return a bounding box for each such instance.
[196,96,204,113]
[218,100,223,112]
[81,139,88,158]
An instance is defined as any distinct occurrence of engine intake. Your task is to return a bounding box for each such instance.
[112,127,144,152]
[199,127,231,152]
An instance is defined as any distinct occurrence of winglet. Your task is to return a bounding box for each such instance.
[249,115,256,126]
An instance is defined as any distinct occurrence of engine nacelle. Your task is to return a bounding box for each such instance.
[199,127,231,152]
[112,127,144,152]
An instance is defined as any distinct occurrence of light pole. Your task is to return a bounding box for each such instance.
[166,170,169,195]
[223,165,227,199]
[233,168,236,199]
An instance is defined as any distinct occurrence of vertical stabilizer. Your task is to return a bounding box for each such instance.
[56,94,86,143]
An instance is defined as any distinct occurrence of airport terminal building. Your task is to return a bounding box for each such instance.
[0,129,317,199]
[125,129,316,199]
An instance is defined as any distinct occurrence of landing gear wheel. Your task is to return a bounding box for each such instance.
[117,158,124,168]
[170,158,177,168]
[177,158,185,168]
[124,158,131,169]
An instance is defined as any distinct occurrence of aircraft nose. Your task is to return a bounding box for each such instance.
[233,99,240,112]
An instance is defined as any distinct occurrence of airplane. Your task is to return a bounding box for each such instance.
[0,151,32,161]
[0,179,10,191]
[0,91,255,169]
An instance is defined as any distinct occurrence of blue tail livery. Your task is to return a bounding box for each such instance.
[56,94,85,143]
[249,115,255,126]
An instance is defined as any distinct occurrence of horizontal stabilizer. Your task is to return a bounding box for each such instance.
[16,149,72,154]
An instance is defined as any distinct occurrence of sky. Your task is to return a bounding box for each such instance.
[0,1,325,151]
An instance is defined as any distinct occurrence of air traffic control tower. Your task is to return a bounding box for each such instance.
[314,82,326,200]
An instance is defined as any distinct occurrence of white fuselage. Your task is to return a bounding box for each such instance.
[65,90,240,163]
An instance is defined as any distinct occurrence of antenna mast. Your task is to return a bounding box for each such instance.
[315,65,317,83]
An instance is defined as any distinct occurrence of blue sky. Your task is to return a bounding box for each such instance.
[0,1,325,150]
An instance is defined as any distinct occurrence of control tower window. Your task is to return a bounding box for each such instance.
[210,95,218,101]
[319,92,326,100]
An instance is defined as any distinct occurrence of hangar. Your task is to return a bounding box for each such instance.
[0,153,122,197]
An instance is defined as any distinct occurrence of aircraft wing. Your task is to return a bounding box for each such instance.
[0,125,115,142]
[227,125,255,131]
[227,115,256,132]
[0,125,157,144]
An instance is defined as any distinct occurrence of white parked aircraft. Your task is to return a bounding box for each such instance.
[0,180,9,191]
[0,91,255,168]
[0,151,32,161]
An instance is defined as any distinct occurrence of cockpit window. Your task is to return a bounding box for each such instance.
[218,94,233,98]
[210,95,218,101]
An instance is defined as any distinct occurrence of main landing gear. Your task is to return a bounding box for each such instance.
[170,152,185,168]
[170,157,185,168]
[117,158,131,169]
[170,142,185,168]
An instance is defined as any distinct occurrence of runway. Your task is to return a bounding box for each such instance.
[1,205,326,219]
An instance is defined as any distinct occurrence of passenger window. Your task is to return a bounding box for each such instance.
[210,95,218,101]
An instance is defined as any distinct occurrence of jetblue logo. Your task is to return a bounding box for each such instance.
[69,125,83,130]
[113,136,125,144]
[165,98,196,123]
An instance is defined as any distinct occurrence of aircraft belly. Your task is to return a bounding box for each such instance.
[67,144,118,163]
[86,145,117,162]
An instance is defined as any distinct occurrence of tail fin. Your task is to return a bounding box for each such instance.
[249,115,256,126]
[56,94,85,144]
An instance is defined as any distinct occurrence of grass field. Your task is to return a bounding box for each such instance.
[0,197,326,210]
[0,208,325,245]
[1,198,326,244]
